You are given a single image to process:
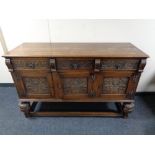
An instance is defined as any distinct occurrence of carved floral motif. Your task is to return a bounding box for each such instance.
[24,77,50,94]
[63,78,87,94]
[12,59,50,69]
[56,59,93,70]
[102,78,129,94]
[101,59,139,70]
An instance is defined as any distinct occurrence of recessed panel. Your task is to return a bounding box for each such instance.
[63,77,87,95]
[102,78,129,94]
[23,77,50,95]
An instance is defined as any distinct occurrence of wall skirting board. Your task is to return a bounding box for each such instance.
[0,83,155,95]
[0,83,14,87]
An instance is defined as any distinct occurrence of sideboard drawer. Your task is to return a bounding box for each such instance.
[101,59,140,70]
[11,58,50,70]
[56,58,94,70]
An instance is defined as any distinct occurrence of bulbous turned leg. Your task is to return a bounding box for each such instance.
[123,102,135,118]
[19,102,30,117]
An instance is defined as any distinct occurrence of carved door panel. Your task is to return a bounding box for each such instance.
[57,72,93,99]
[13,70,54,98]
[99,72,134,100]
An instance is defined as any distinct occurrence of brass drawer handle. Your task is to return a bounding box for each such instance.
[71,63,79,69]
[27,62,35,69]
[115,64,122,69]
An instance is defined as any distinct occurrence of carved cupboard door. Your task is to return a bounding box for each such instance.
[99,71,134,100]
[57,72,93,100]
[94,58,142,101]
[13,70,54,98]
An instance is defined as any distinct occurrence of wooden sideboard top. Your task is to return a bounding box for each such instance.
[3,42,149,58]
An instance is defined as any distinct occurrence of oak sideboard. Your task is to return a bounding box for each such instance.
[3,43,149,118]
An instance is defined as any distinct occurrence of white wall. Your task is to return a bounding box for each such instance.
[0,19,155,92]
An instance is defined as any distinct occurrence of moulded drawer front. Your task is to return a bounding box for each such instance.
[101,59,140,70]
[11,58,50,70]
[56,58,94,70]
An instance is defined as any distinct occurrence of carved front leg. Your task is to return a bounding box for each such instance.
[19,102,30,117]
[123,102,135,118]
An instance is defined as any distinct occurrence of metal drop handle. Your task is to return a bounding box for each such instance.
[115,64,122,69]
[71,63,79,69]
[27,62,35,69]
